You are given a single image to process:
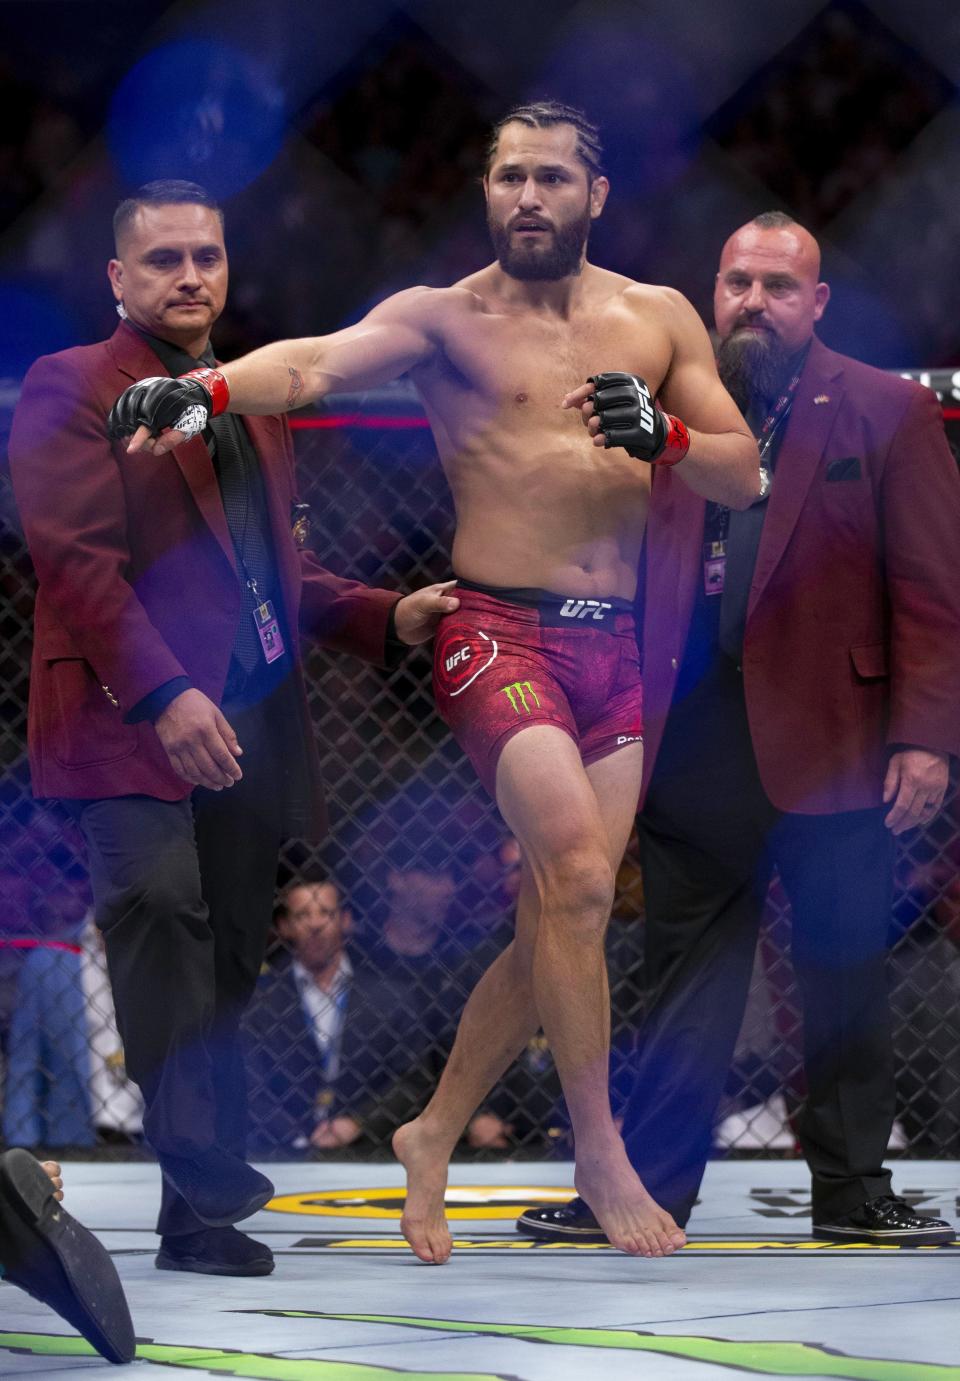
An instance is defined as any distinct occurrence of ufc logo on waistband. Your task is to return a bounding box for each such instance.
[559,599,613,621]
[635,378,655,435]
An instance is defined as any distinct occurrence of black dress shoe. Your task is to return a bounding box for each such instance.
[813,1194,956,1247]
[158,1149,274,1227]
[156,1226,274,1276]
[516,1196,609,1243]
[0,1149,136,1364]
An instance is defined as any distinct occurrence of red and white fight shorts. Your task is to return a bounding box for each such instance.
[433,578,643,797]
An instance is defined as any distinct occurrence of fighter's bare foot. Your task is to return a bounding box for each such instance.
[575,1149,686,1258]
[40,1159,64,1202]
[392,1120,454,1264]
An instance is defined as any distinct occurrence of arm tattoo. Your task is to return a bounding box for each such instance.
[285,367,304,411]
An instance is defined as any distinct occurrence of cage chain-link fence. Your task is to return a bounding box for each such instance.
[1,387,959,1161]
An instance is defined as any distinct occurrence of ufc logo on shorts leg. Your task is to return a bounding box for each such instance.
[501,681,540,714]
[445,646,471,671]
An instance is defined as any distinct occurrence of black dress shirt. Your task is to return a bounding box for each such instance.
[125,331,289,722]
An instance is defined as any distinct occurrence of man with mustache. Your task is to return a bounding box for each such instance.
[519,211,960,1247]
[107,102,760,1264]
[8,179,457,1278]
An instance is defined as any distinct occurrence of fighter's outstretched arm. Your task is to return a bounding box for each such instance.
[112,287,443,456]
[568,288,761,510]
[219,290,440,413]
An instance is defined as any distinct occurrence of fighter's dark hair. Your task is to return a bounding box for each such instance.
[751,210,798,231]
[485,100,605,180]
[113,180,223,251]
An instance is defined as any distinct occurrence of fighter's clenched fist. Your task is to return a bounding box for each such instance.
[107,367,229,449]
[573,371,691,465]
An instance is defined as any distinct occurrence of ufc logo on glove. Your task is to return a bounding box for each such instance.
[634,379,656,436]
[588,372,689,465]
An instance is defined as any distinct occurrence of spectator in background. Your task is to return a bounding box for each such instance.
[361,844,515,1150]
[245,879,363,1155]
[450,834,522,962]
[244,876,511,1154]
[357,853,457,976]
[4,911,142,1150]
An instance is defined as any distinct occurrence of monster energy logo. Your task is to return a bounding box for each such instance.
[501,681,540,714]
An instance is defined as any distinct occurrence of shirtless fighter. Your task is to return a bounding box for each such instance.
[108,102,760,1263]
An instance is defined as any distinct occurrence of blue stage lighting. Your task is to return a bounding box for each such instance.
[108,39,287,199]
[0,283,78,380]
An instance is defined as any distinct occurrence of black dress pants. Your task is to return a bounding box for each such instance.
[69,680,294,1236]
[622,656,895,1226]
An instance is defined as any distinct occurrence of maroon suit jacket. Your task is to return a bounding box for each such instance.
[641,336,960,814]
[8,321,397,834]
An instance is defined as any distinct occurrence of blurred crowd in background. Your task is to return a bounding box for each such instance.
[2,798,960,1158]
[2,0,960,377]
[2,0,960,1162]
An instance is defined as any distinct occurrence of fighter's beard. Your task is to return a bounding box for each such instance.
[488,207,591,281]
[716,327,793,415]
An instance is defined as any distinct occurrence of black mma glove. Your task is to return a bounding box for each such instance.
[107,367,229,443]
[588,372,690,466]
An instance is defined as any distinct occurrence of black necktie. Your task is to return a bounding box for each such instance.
[717,502,767,661]
[718,403,767,661]
[209,412,273,674]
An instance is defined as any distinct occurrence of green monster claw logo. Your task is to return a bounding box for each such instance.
[5,1314,959,1380]
[501,681,540,714]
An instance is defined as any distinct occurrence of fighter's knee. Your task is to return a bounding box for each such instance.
[541,851,615,926]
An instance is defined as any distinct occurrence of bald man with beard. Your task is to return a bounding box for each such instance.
[520,211,960,1248]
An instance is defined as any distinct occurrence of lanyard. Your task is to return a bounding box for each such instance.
[756,364,803,463]
[707,356,806,544]
[701,350,809,597]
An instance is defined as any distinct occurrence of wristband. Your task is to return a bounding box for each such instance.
[180,367,230,417]
[655,410,690,466]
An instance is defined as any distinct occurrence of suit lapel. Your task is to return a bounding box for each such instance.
[107,323,238,574]
[171,437,239,576]
[747,338,844,617]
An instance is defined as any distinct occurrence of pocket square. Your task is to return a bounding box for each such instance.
[826,456,861,481]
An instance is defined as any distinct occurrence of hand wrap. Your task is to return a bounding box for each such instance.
[107,367,229,443]
[588,372,690,466]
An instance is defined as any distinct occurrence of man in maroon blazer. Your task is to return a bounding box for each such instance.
[520,212,960,1246]
[8,180,457,1277]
